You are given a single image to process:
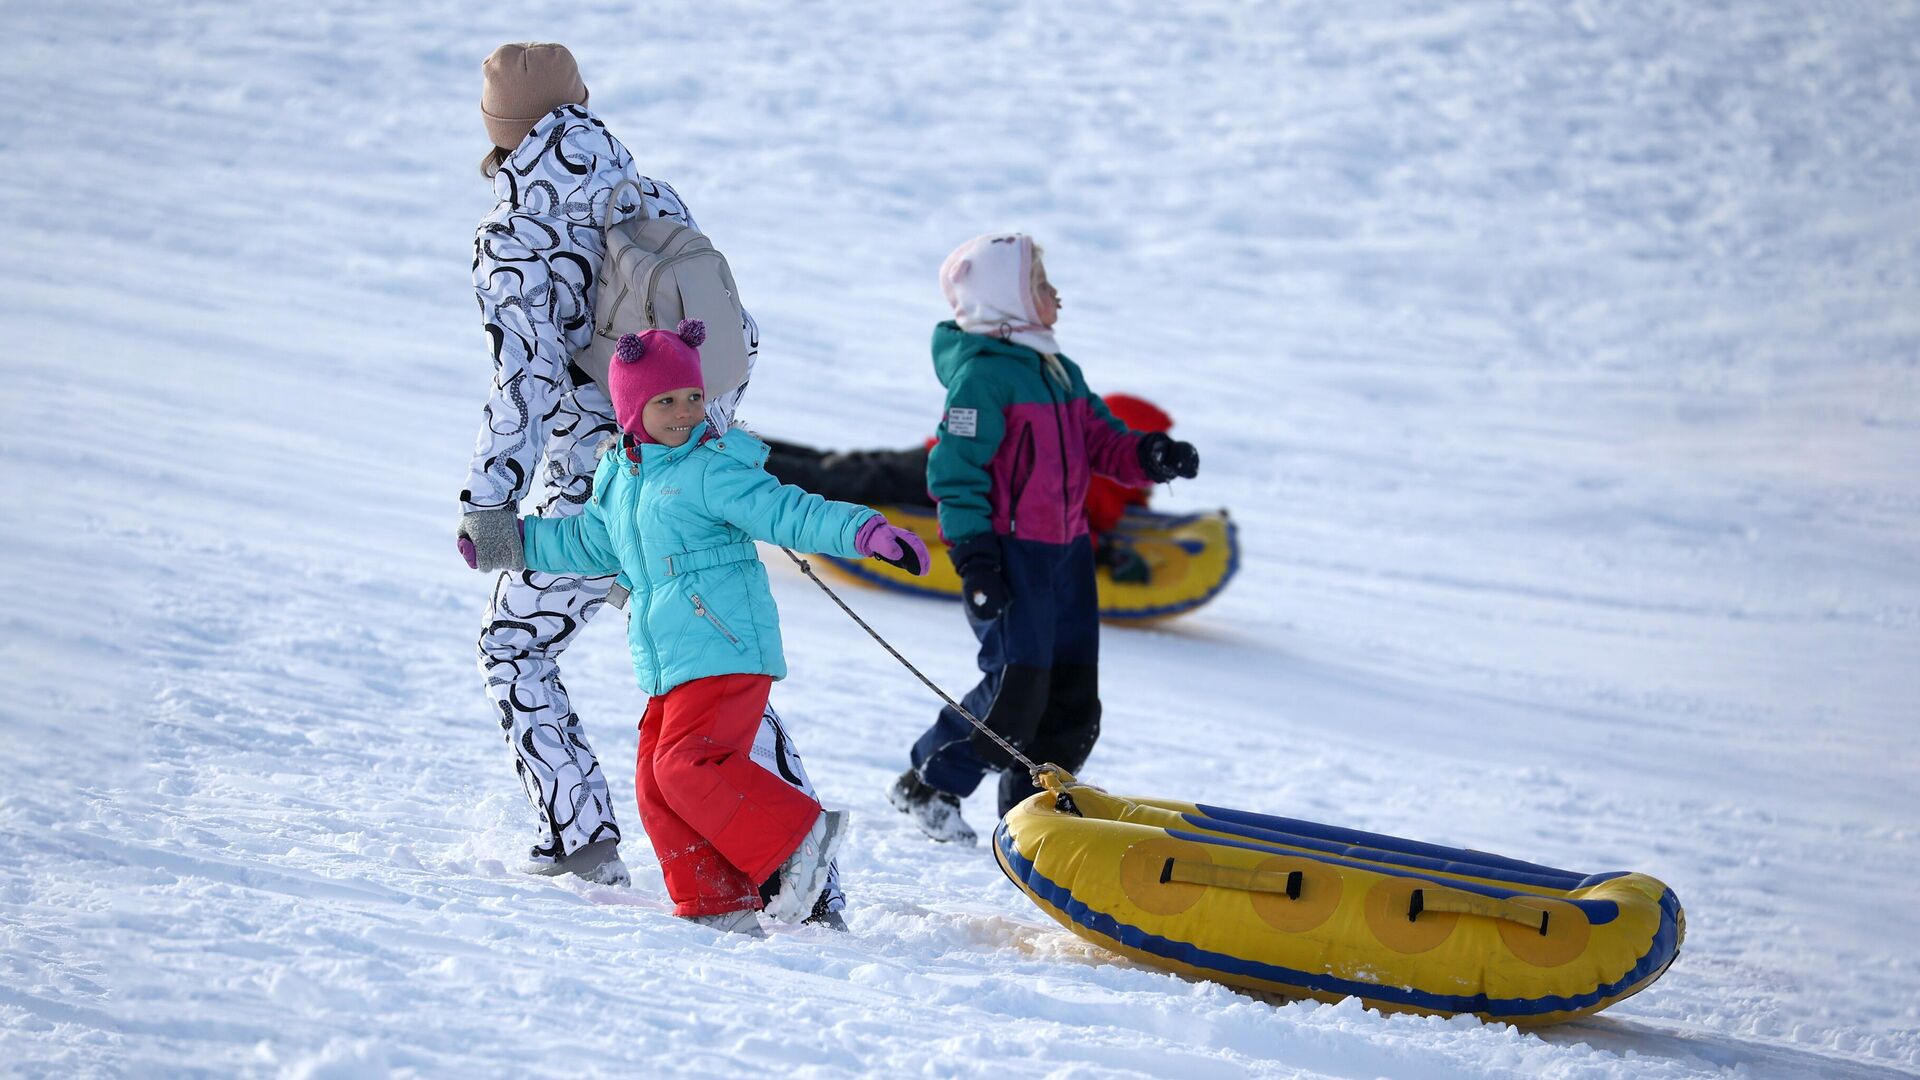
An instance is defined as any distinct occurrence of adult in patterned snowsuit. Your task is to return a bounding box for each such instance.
[454,44,844,916]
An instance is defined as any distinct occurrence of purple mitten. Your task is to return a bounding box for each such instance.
[855,515,930,576]
[458,536,478,569]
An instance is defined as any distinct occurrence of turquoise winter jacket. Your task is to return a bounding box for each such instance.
[521,424,880,696]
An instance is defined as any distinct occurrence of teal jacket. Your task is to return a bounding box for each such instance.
[522,424,880,696]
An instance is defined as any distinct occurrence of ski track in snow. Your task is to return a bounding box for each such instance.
[3,1,1917,1077]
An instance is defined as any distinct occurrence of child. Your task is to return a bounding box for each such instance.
[764,392,1176,583]
[517,320,931,934]
[888,234,1200,844]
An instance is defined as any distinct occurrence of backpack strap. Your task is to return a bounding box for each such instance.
[603,178,646,229]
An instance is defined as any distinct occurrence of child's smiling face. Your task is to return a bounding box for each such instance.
[642,386,705,446]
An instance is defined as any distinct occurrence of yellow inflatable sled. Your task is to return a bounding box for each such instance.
[994,775,1684,1025]
[818,505,1239,622]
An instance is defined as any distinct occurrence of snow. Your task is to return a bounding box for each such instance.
[3,0,1917,1076]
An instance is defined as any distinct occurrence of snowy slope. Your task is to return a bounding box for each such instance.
[3,1,1917,1076]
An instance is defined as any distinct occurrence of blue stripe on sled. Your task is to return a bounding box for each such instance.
[1193,804,1586,881]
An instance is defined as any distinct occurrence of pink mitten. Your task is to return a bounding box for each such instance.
[855,516,930,576]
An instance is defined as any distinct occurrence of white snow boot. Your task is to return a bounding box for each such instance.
[888,770,977,845]
[684,908,766,938]
[522,838,631,887]
[762,809,849,924]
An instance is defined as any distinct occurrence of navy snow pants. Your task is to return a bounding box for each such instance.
[911,535,1102,816]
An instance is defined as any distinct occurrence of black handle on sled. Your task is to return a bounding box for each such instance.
[1408,887,1552,936]
[1160,859,1303,901]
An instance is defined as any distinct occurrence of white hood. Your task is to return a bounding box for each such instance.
[938,232,1061,358]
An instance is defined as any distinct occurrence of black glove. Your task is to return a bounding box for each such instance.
[1137,432,1200,483]
[949,535,1011,621]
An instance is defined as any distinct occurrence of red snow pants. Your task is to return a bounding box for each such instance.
[635,673,822,916]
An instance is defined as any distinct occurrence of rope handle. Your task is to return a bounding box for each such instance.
[780,547,1056,784]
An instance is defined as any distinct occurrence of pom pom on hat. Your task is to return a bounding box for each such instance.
[615,333,647,363]
[676,319,706,348]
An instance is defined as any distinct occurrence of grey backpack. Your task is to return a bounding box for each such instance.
[574,179,751,401]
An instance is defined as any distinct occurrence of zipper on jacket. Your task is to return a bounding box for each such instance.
[1006,426,1035,536]
[689,592,746,650]
[629,459,663,687]
[1043,368,1073,539]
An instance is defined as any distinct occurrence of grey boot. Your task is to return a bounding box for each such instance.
[685,908,766,938]
[762,810,849,923]
[522,838,631,887]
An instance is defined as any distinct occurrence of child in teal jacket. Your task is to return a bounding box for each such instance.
[518,321,929,933]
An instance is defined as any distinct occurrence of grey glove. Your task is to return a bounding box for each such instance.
[457,509,525,572]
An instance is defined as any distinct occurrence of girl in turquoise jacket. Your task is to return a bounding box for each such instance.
[518,321,929,933]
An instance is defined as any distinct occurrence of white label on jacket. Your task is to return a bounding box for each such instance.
[947,407,978,437]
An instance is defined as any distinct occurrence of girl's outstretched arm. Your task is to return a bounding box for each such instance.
[706,459,877,558]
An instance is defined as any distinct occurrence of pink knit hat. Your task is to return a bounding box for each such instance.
[609,320,707,440]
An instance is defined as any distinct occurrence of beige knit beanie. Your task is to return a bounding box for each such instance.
[480,43,588,150]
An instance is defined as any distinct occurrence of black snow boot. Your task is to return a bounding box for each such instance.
[887,769,977,845]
